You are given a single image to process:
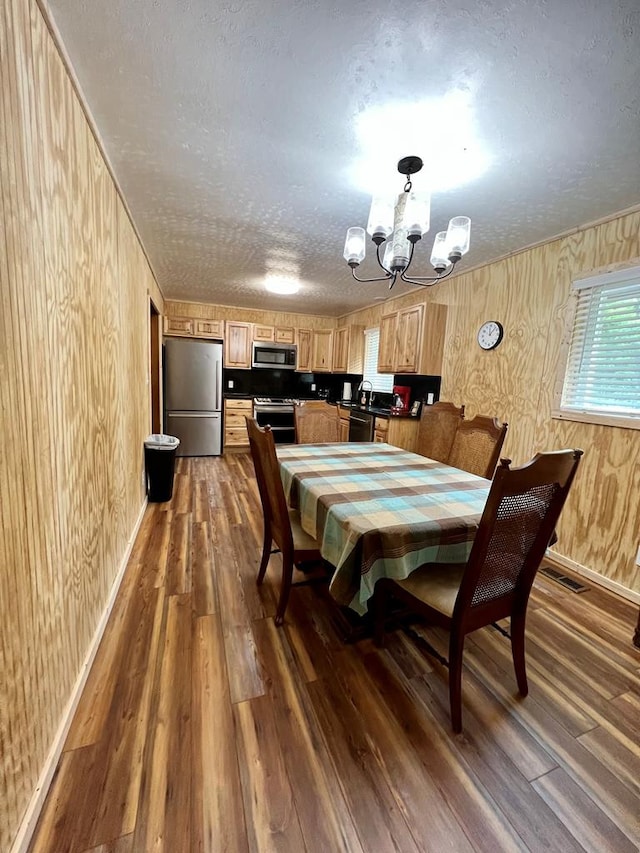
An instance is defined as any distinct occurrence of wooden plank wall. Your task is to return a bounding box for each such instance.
[346,213,640,595]
[0,1,159,849]
[164,299,335,330]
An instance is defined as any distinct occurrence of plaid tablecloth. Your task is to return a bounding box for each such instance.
[277,442,491,614]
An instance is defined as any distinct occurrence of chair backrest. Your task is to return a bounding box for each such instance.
[415,401,465,462]
[447,415,508,479]
[245,416,293,551]
[455,449,583,627]
[294,401,340,444]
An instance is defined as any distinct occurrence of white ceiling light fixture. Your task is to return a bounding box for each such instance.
[264,274,300,295]
[344,155,471,289]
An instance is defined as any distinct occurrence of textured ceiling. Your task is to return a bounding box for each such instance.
[47,0,640,317]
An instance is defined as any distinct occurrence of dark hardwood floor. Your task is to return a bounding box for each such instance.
[29,453,640,852]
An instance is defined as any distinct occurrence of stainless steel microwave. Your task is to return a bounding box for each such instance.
[252,342,297,369]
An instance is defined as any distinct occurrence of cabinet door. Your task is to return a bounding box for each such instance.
[420,303,447,375]
[312,329,333,372]
[194,319,224,339]
[225,322,253,368]
[339,419,350,442]
[347,325,365,374]
[386,418,418,452]
[377,313,397,373]
[296,329,312,372]
[275,326,295,344]
[332,327,348,372]
[253,324,274,342]
[164,316,194,336]
[396,304,424,373]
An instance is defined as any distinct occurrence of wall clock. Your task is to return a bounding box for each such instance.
[477,320,504,350]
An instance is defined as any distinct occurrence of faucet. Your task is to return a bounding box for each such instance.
[358,380,373,406]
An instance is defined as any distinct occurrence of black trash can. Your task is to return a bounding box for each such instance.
[144,434,180,502]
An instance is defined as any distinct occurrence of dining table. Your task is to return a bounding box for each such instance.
[277,441,491,615]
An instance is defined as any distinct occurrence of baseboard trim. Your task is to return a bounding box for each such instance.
[545,550,640,605]
[10,500,148,853]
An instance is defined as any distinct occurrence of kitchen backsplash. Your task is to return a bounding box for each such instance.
[223,367,441,406]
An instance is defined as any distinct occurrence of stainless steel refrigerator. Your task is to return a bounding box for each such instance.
[164,338,223,456]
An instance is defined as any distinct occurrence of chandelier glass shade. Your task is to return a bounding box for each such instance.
[343,156,471,288]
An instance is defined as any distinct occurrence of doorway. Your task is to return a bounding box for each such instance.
[149,300,162,433]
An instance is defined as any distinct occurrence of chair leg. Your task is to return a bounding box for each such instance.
[256,517,271,585]
[511,610,529,696]
[274,553,294,627]
[448,632,465,734]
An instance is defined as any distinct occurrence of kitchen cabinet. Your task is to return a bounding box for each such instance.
[224,398,252,448]
[332,325,364,373]
[253,324,274,342]
[338,405,351,441]
[164,315,224,339]
[311,329,333,372]
[194,318,224,338]
[374,418,388,443]
[377,313,397,373]
[378,303,447,375]
[253,324,296,344]
[374,415,419,451]
[275,326,295,344]
[225,321,253,368]
[296,328,312,372]
[164,316,194,336]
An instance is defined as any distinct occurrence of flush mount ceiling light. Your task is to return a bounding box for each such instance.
[264,274,300,295]
[343,156,471,289]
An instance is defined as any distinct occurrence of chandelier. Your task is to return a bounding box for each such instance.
[343,155,471,289]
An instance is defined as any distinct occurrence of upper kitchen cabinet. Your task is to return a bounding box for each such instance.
[164,316,194,337]
[378,303,447,375]
[225,321,253,368]
[296,328,312,371]
[332,325,364,373]
[275,326,295,344]
[254,324,296,344]
[377,313,397,372]
[311,329,334,372]
[164,315,224,339]
[253,324,275,342]
[194,318,224,339]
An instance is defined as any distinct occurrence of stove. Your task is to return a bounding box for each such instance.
[252,397,297,443]
[253,397,298,409]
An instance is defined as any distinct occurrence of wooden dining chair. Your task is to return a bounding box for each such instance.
[245,416,323,625]
[415,401,465,462]
[447,414,508,479]
[294,401,340,443]
[373,448,584,732]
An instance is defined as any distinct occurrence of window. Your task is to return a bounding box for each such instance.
[362,328,394,393]
[555,265,640,429]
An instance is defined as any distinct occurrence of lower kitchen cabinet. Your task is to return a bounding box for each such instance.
[338,406,350,441]
[374,416,418,452]
[224,399,252,448]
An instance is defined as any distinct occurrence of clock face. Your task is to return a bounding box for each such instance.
[477,320,504,350]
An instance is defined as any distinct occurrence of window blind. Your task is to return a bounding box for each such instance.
[560,268,640,419]
[362,328,394,393]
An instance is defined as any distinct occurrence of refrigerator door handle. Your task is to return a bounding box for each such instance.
[167,411,221,418]
[216,356,222,410]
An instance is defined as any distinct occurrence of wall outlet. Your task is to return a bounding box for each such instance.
[311,383,316,391]
[228,380,234,389]
[427,392,434,405]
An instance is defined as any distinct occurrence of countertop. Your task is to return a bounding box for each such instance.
[222,394,418,420]
[337,402,418,420]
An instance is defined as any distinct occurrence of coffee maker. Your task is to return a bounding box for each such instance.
[392,385,411,413]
